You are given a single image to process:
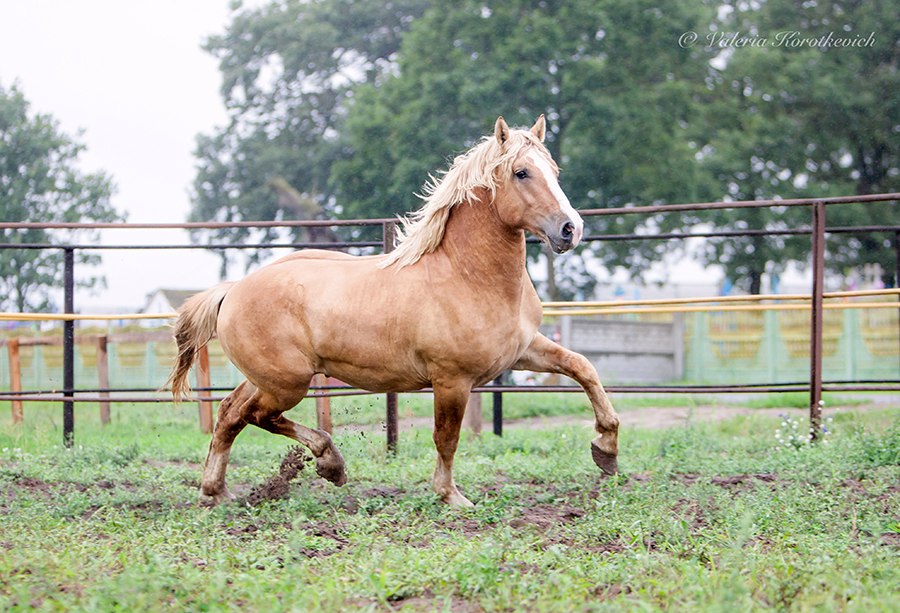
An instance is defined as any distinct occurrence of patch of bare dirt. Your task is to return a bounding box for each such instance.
[383,590,483,612]
[710,473,779,490]
[672,498,712,531]
[594,583,633,601]
[144,459,202,471]
[508,503,585,530]
[360,485,404,499]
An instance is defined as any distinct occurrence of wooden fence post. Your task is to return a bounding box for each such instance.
[96,335,111,425]
[463,391,482,435]
[8,339,22,424]
[314,373,332,434]
[197,345,213,434]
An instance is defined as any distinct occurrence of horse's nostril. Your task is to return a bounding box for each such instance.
[561,222,574,240]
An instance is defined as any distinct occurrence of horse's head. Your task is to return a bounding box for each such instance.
[491,115,584,254]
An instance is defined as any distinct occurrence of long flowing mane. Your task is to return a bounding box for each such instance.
[378,128,550,269]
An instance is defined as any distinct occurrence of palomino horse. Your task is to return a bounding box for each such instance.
[167,116,619,507]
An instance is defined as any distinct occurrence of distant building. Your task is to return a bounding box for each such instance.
[140,288,200,327]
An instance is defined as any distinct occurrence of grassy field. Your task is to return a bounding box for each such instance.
[0,397,898,611]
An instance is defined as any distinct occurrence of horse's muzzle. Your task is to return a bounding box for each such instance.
[547,220,582,254]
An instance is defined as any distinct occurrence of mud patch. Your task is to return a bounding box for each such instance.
[242,446,310,506]
[550,536,626,555]
[382,589,482,612]
[438,518,490,537]
[672,498,712,530]
[709,473,778,491]
[294,521,350,557]
[144,459,202,471]
[360,485,404,499]
[8,475,53,494]
[509,503,585,530]
[594,583,633,601]
[670,473,702,485]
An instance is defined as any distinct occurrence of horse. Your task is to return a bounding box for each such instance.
[167,115,620,507]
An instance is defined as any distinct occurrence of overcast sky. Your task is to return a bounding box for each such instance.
[0,1,243,310]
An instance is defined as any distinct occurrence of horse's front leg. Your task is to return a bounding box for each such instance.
[513,333,620,475]
[431,381,474,507]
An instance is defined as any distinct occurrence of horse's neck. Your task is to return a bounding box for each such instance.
[434,197,527,287]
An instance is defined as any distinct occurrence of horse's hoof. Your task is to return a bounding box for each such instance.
[315,455,347,486]
[591,441,618,476]
[199,487,235,507]
[442,492,475,508]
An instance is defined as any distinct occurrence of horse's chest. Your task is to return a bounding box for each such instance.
[455,306,538,374]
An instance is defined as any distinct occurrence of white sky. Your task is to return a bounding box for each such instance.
[0,1,240,310]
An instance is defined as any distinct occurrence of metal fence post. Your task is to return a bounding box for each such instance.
[383,221,399,453]
[63,248,75,448]
[809,202,826,439]
[492,374,504,436]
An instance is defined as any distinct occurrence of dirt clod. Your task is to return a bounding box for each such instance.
[242,447,310,506]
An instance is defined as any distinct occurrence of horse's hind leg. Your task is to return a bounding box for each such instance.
[201,380,256,504]
[201,380,347,505]
[253,410,347,487]
[513,332,620,476]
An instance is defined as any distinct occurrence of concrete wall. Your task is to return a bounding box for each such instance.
[542,316,684,383]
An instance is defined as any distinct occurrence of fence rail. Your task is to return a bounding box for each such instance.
[2,192,899,447]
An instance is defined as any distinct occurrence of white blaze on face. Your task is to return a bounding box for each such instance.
[527,151,584,246]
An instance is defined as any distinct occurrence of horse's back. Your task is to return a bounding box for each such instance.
[269,248,384,265]
[215,250,430,391]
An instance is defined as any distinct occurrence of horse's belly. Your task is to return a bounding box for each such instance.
[320,360,428,393]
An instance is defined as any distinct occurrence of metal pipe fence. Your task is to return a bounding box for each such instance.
[1,191,899,447]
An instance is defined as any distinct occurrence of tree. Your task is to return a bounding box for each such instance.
[191,0,429,275]
[197,0,897,295]
[0,84,122,312]
[698,0,900,291]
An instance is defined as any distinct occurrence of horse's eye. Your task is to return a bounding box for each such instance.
[514,169,529,180]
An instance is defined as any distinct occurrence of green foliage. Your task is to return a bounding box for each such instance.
[191,0,429,274]
[194,0,898,292]
[698,0,900,290]
[0,84,122,311]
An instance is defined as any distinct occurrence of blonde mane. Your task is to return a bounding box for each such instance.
[378,128,550,269]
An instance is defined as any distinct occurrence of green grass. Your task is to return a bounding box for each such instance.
[0,399,898,611]
[736,391,870,410]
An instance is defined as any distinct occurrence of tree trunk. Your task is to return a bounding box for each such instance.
[545,246,559,301]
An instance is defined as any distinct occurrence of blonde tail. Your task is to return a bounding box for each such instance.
[165,283,235,401]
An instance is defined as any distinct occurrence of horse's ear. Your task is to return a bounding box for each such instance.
[494,116,510,147]
[530,114,546,142]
